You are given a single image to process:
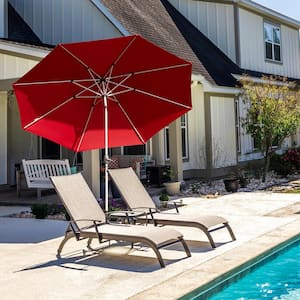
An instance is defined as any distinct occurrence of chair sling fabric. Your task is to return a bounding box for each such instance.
[109,168,236,248]
[50,172,191,268]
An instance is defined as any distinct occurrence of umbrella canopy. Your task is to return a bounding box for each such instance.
[14,35,192,152]
[13,35,192,211]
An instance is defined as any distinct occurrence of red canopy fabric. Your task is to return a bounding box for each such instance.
[14,35,192,152]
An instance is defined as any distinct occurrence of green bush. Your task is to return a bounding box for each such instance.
[159,193,169,202]
[281,148,300,171]
[31,204,49,219]
[270,153,294,176]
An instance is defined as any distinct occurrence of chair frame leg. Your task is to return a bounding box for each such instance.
[225,223,236,241]
[57,231,74,257]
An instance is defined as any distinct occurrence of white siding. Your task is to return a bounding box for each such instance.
[239,8,300,78]
[184,83,206,170]
[9,0,121,45]
[168,0,236,62]
[237,96,263,162]
[0,53,38,79]
[296,128,300,147]
[0,92,7,184]
[210,96,237,167]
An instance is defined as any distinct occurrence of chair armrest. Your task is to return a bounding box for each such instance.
[71,219,105,242]
[107,210,148,224]
[167,199,183,213]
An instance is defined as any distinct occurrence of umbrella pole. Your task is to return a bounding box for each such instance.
[104,94,109,212]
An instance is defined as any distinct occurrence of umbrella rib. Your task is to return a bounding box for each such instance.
[24,96,76,129]
[87,68,105,95]
[106,73,133,96]
[103,36,137,79]
[14,78,101,86]
[107,86,133,97]
[75,102,96,152]
[14,79,73,86]
[108,81,191,109]
[108,63,190,80]
[23,82,97,129]
[72,81,104,97]
[60,44,90,70]
[60,44,107,83]
[136,88,191,109]
[114,99,146,144]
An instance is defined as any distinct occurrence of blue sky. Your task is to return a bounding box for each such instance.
[254,1,300,22]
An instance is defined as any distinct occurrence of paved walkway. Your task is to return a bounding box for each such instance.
[0,188,299,299]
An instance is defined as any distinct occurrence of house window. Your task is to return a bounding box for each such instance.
[253,136,261,150]
[123,145,145,155]
[165,115,189,160]
[40,138,61,159]
[181,114,188,158]
[264,21,281,62]
[235,99,241,153]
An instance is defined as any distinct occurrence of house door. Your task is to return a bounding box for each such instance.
[0,93,7,184]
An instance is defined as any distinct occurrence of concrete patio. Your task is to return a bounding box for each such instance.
[0,188,299,299]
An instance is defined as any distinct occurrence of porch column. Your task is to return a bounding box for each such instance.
[169,118,183,181]
[82,150,100,199]
[0,91,7,184]
[151,131,165,165]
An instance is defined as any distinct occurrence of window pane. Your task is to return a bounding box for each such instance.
[42,138,60,159]
[264,23,273,42]
[274,44,281,61]
[181,128,187,157]
[265,42,273,59]
[165,128,170,159]
[253,137,261,150]
[181,115,186,126]
[273,27,281,44]
[123,145,145,155]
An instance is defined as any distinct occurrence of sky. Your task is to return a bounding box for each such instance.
[254,0,300,22]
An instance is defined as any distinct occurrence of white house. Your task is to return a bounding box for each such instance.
[169,0,300,168]
[0,0,299,193]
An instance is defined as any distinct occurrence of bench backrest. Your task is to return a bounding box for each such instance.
[22,159,71,189]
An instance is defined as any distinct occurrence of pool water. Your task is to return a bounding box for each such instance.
[182,238,300,300]
[208,239,300,300]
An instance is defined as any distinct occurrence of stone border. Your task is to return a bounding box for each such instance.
[129,217,300,299]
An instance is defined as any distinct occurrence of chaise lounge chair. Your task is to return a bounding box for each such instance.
[50,172,191,268]
[109,168,236,248]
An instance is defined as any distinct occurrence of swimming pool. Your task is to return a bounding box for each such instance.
[182,235,300,300]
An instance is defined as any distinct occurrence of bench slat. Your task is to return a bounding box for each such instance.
[22,159,72,190]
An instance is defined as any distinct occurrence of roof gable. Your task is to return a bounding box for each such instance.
[99,0,215,84]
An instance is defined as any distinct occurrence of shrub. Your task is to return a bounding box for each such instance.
[31,204,49,219]
[281,148,300,170]
[159,193,169,202]
[270,153,293,176]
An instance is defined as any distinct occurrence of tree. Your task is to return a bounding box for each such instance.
[240,75,300,182]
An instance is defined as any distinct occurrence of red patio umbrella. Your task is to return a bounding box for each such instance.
[13,35,192,211]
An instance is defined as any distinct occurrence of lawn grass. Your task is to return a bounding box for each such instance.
[284,188,300,193]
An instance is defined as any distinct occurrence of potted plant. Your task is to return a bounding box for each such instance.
[159,192,169,208]
[163,167,181,195]
[223,174,239,193]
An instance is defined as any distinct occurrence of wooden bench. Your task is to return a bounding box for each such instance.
[21,159,72,198]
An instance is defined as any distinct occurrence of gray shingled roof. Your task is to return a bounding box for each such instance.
[100,0,215,84]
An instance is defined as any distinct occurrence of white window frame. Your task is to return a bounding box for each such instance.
[264,21,282,63]
[164,114,189,160]
[235,98,241,153]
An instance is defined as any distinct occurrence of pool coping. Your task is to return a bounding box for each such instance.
[128,217,300,300]
[181,231,300,299]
